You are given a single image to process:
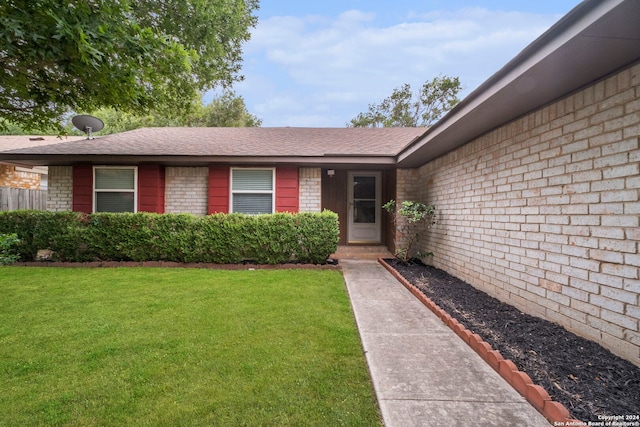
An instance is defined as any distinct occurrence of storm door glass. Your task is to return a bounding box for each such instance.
[352,176,376,223]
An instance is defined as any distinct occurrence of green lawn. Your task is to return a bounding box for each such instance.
[0,267,381,426]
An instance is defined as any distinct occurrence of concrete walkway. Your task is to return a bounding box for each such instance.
[341,260,551,427]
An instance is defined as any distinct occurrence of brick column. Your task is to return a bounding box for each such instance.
[47,166,73,211]
[299,167,322,212]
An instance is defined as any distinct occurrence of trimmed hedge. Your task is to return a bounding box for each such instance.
[0,210,339,264]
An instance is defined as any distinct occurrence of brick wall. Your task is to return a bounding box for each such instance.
[299,167,321,212]
[0,165,41,189]
[412,62,640,365]
[394,168,420,248]
[165,167,209,215]
[47,166,72,211]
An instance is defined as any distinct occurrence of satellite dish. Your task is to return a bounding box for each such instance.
[72,115,104,140]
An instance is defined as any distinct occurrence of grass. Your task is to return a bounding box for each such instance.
[0,267,382,426]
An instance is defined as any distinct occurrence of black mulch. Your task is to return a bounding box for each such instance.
[385,259,640,422]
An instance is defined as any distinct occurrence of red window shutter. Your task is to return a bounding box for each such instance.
[208,165,230,213]
[275,167,299,213]
[72,164,93,213]
[138,165,165,213]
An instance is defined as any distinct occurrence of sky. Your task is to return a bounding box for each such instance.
[207,0,583,127]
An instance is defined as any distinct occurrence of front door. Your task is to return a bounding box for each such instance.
[347,172,381,243]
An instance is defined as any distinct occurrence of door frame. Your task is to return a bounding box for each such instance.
[347,171,382,244]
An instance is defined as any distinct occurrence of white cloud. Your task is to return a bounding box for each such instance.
[235,7,563,127]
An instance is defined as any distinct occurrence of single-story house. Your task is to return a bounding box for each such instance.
[1,0,639,365]
[0,127,426,244]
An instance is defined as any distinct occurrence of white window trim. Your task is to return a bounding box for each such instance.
[230,167,276,214]
[93,166,138,213]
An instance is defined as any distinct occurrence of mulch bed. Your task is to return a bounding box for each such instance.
[385,259,640,423]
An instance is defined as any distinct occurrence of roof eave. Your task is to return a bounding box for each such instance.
[397,0,640,168]
[0,154,399,168]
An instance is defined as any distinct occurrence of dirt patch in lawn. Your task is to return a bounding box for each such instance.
[385,259,640,423]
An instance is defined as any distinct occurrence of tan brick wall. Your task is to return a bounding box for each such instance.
[396,168,419,203]
[47,166,72,211]
[393,168,420,248]
[299,167,321,212]
[0,165,41,189]
[164,167,208,215]
[413,62,640,365]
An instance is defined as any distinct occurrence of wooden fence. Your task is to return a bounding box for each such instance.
[0,187,47,211]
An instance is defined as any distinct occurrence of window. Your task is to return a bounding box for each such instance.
[93,167,137,212]
[231,168,274,214]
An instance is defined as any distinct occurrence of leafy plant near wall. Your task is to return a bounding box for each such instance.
[383,200,436,264]
[0,233,19,265]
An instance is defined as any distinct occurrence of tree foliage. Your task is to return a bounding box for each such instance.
[78,91,261,134]
[188,91,262,128]
[349,75,462,128]
[2,91,262,135]
[0,0,259,132]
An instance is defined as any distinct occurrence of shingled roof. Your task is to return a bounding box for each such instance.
[0,135,85,151]
[0,127,427,167]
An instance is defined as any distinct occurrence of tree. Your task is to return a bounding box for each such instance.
[0,119,49,135]
[190,91,262,127]
[69,107,184,135]
[348,75,462,128]
[0,0,258,132]
[73,91,261,134]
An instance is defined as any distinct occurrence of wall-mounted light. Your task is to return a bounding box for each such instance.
[327,169,335,177]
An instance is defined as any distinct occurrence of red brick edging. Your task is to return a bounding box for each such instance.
[378,257,583,426]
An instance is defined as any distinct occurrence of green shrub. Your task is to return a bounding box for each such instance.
[383,200,436,263]
[293,211,340,264]
[0,233,20,265]
[192,214,244,263]
[0,210,85,261]
[0,210,340,264]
